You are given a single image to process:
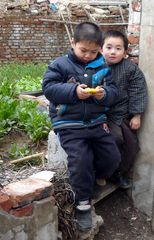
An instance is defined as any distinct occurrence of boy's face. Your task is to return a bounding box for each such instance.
[71,39,101,64]
[102,37,126,65]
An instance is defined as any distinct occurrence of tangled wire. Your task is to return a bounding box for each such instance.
[53,176,79,240]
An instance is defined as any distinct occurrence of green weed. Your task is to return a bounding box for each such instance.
[9,143,30,159]
[0,63,51,141]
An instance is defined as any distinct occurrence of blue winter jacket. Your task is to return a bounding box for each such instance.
[42,49,118,131]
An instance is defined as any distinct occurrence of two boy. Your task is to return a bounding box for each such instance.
[42,23,148,231]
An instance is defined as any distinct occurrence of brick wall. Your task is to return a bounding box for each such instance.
[0,16,70,64]
[0,1,141,64]
[0,15,126,64]
[127,0,141,64]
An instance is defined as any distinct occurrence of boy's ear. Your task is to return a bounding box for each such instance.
[124,50,128,59]
[71,38,75,48]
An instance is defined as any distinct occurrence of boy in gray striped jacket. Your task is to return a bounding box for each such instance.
[101,30,148,187]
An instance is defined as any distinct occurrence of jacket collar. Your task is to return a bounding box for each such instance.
[67,49,105,68]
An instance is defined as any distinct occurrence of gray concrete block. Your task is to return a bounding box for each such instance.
[47,130,68,170]
[0,197,58,240]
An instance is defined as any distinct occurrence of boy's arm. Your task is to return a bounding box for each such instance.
[128,62,148,116]
[93,70,119,106]
[42,60,78,104]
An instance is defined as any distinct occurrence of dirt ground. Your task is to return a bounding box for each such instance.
[94,189,154,240]
[0,129,48,162]
[0,130,154,240]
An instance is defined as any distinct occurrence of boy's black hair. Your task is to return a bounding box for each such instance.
[73,22,103,47]
[102,30,128,50]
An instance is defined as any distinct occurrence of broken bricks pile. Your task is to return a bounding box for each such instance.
[0,165,103,239]
[0,0,129,23]
[0,172,58,240]
[0,0,55,16]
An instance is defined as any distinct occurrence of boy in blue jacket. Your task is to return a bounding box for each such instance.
[42,22,121,231]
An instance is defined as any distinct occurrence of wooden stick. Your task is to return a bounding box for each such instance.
[40,18,78,25]
[66,6,74,36]
[59,11,72,44]
[10,152,44,164]
[118,4,127,32]
[40,18,128,26]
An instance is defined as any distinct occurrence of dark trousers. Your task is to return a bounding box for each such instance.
[109,121,140,174]
[58,124,121,202]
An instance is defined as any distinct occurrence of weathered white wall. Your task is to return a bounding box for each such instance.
[132,0,154,218]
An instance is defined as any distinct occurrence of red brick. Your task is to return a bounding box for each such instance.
[0,192,12,212]
[9,203,33,217]
[2,178,53,208]
[132,0,141,12]
[128,34,139,44]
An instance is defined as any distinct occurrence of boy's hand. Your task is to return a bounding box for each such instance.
[129,114,141,130]
[76,84,91,100]
[76,85,104,100]
[92,86,105,100]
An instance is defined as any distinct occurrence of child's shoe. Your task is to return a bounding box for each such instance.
[110,171,132,189]
[96,178,106,186]
[92,179,106,199]
[76,200,92,231]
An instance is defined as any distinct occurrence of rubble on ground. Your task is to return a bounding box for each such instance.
[0,0,129,25]
[0,162,103,239]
